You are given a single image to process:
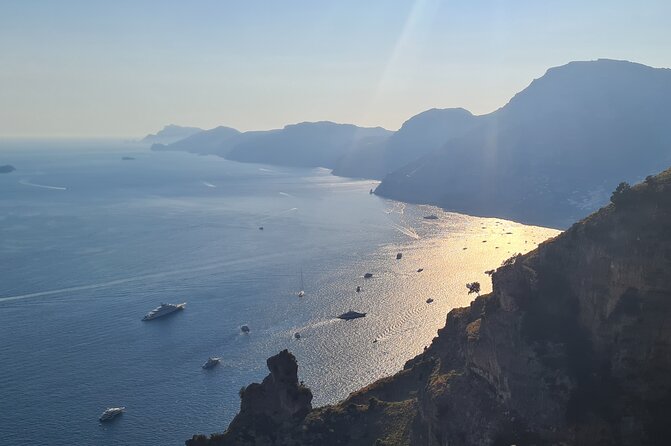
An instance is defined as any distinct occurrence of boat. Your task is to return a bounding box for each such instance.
[426,298,434,304]
[241,325,250,333]
[369,188,374,195]
[396,253,402,260]
[99,407,125,422]
[364,273,373,279]
[294,332,301,339]
[259,226,264,230]
[297,268,305,297]
[417,268,424,272]
[141,302,186,321]
[356,285,362,293]
[423,214,439,220]
[202,357,221,369]
[338,310,367,320]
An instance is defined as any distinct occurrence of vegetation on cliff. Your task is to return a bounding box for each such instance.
[188,167,671,445]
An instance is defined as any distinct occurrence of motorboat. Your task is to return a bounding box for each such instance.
[142,302,185,321]
[99,407,125,422]
[338,310,366,320]
[241,325,250,333]
[202,357,221,369]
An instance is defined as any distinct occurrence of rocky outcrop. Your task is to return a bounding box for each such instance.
[188,168,671,445]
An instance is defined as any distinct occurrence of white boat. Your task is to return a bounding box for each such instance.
[142,302,186,321]
[202,357,221,369]
[99,407,125,422]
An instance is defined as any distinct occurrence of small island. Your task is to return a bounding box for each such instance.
[0,164,16,174]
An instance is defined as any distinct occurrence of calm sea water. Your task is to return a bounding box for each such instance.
[0,140,560,445]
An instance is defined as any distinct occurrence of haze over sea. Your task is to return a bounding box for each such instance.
[0,140,559,445]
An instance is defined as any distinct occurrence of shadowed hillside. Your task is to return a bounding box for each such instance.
[376,59,671,228]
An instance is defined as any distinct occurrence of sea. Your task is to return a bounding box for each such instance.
[0,140,561,445]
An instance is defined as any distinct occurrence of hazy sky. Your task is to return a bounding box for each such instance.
[1,0,670,137]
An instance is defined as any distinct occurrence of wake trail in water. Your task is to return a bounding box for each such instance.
[392,223,420,240]
[258,207,298,223]
[18,179,67,190]
[201,181,216,188]
[0,252,286,303]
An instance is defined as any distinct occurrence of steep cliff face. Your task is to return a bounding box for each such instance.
[188,169,671,445]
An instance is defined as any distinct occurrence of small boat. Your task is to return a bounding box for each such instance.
[338,310,367,320]
[241,325,250,333]
[426,298,434,304]
[142,302,186,321]
[202,357,221,369]
[423,214,439,220]
[294,332,301,339]
[396,253,402,260]
[356,285,362,293]
[369,188,374,195]
[417,268,424,273]
[259,226,264,230]
[99,407,125,422]
[364,273,373,279]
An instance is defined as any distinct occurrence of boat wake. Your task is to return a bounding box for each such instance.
[0,252,286,303]
[18,179,67,191]
[201,181,216,188]
[392,223,420,240]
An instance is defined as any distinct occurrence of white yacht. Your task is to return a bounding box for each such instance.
[142,302,186,321]
[99,407,125,422]
[202,357,221,369]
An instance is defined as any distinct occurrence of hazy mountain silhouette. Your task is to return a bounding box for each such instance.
[151,126,242,154]
[376,59,671,228]
[333,108,479,179]
[226,122,392,168]
[142,124,203,144]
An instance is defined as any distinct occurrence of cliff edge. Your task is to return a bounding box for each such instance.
[188,168,671,445]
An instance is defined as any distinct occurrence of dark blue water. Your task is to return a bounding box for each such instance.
[0,140,559,445]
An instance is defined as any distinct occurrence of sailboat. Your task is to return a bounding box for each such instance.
[297,268,305,297]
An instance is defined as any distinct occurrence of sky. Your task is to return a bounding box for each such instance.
[1,0,670,138]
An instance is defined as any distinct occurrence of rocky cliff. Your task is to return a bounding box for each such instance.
[187,168,671,445]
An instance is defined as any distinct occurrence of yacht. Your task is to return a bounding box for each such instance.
[356,285,362,293]
[142,302,186,321]
[338,310,366,320]
[241,325,250,333]
[417,268,424,272]
[202,357,221,369]
[426,298,434,304]
[99,407,125,422]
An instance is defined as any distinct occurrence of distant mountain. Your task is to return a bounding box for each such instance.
[333,108,479,179]
[142,124,203,144]
[151,126,242,155]
[226,122,392,169]
[376,59,671,228]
